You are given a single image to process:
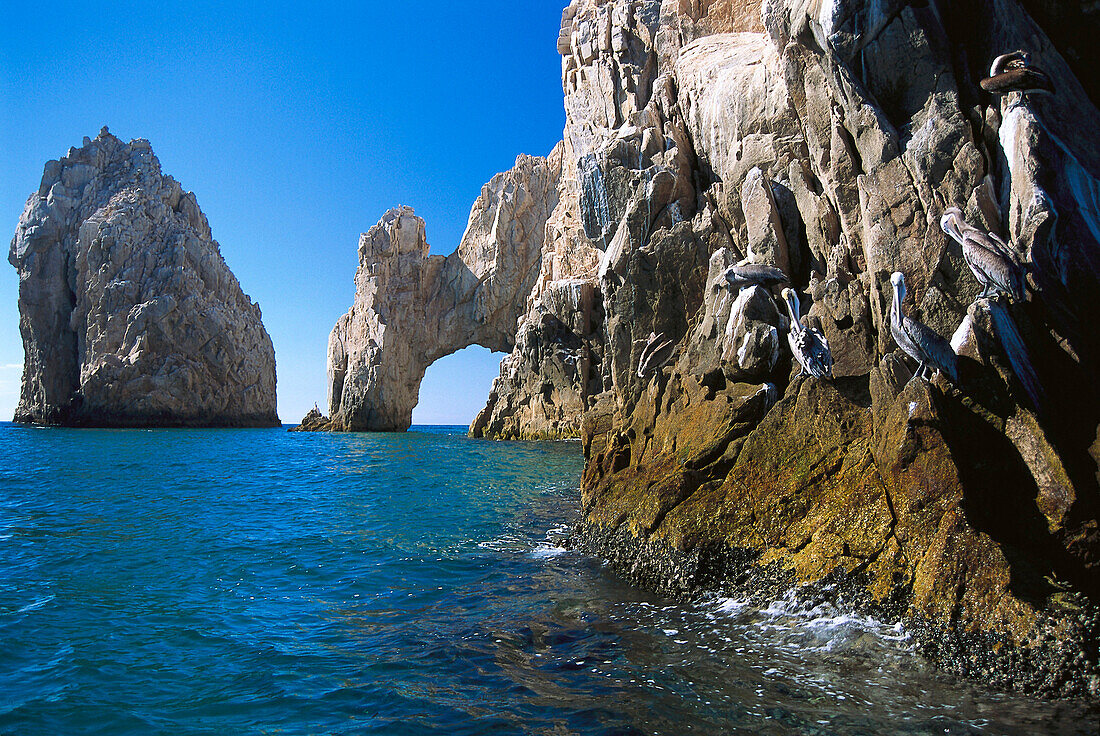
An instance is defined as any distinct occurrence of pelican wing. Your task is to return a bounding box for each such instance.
[890,314,923,367]
[901,316,959,383]
[637,334,676,378]
[790,325,833,379]
[806,327,834,379]
[961,230,1026,300]
[981,229,1024,266]
[980,67,1055,96]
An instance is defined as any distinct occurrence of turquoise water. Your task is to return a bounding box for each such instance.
[0,423,1094,735]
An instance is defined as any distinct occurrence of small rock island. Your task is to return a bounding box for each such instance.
[8,128,278,427]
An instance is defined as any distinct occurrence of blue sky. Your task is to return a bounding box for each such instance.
[0,1,567,425]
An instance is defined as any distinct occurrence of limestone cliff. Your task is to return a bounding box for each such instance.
[9,129,278,427]
[471,0,1099,698]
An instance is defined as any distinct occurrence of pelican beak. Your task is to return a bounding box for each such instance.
[940,210,964,243]
[782,288,800,324]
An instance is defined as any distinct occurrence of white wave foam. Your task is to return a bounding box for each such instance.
[481,523,573,559]
[15,594,55,614]
[706,589,911,653]
[529,543,567,559]
[714,597,750,614]
[477,534,527,553]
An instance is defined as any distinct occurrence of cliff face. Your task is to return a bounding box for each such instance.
[469,0,1099,697]
[303,0,1099,695]
[9,129,278,427]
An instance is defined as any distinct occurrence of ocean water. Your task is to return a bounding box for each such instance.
[0,423,1094,735]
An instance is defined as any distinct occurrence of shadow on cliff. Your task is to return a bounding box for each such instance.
[937,339,1100,605]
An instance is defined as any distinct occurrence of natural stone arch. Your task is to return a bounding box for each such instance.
[325,151,562,431]
[413,345,507,425]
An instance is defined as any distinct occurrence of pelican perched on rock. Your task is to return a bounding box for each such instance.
[940,207,1026,301]
[723,263,788,291]
[637,332,676,379]
[889,272,959,383]
[781,288,833,379]
[980,50,1054,97]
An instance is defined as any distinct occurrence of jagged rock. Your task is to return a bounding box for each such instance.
[8,129,278,427]
[289,406,334,432]
[474,0,1100,698]
[740,167,792,274]
[319,152,561,431]
[471,278,599,440]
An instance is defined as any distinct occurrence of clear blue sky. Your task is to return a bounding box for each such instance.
[0,1,567,425]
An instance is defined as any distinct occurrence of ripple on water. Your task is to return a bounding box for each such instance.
[0,423,1095,735]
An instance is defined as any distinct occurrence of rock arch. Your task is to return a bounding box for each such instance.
[324,151,562,431]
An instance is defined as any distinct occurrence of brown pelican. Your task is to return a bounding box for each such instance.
[637,332,676,379]
[889,272,959,383]
[782,288,833,379]
[940,207,1026,301]
[723,263,788,291]
[980,51,1054,97]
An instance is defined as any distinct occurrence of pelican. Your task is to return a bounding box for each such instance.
[889,272,959,383]
[637,332,676,379]
[980,50,1054,97]
[723,263,788,291]
[940,207,1026,301]
[781,288,833,379]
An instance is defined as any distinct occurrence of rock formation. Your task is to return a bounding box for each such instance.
[303,0,1100,697]
[9,128,278,427]
[313,153,561,431]
[472,0,1100,698]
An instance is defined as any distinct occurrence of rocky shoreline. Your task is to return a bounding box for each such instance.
[10,0,1096,701]
[570,520,1100,699]
[290,0,1100,699]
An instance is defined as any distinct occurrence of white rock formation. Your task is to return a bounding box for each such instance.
[8,128,278,427]
[324,152,561,431]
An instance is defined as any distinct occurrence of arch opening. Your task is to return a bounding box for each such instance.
[411,345,506,428]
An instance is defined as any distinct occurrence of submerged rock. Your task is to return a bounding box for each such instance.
[8,129,278,427]
[289,406,334,432]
